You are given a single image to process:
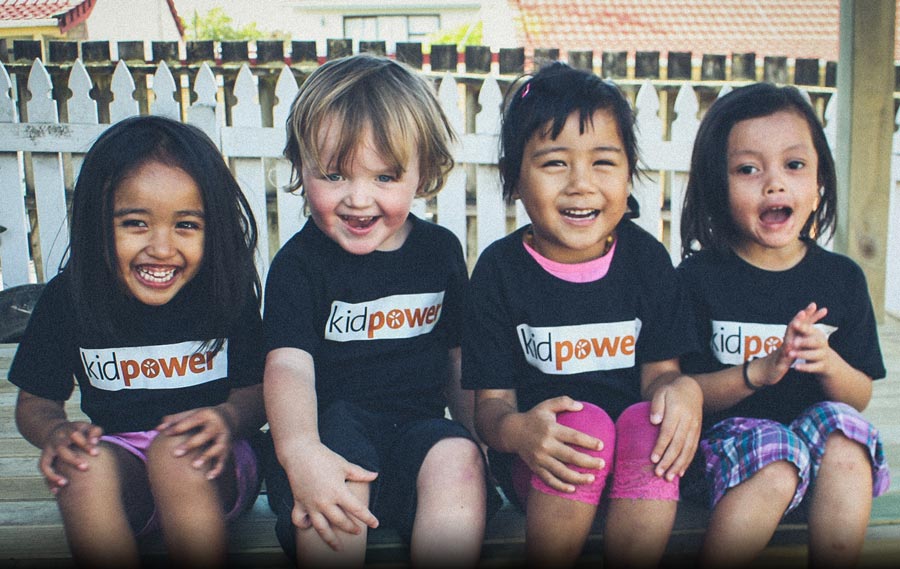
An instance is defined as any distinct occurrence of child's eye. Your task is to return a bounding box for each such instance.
[540,159,566,168]
[787,160,806,170]
[324,173,344,182]
[736,164,758,175]
[176,220,203,231]
[120,218,147,229]
[594,159,617,167]
[376,174,396,183]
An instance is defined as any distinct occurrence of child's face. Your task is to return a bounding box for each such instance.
[515,109,630,264]
[303,120,420,255]
[113,161,205,306]
[726,110,819,264]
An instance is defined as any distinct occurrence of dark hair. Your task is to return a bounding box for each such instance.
[65,115,260,346]
[680,83,837,259]
[499,62,641,215]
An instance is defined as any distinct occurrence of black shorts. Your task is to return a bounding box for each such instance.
[264,400,483,559]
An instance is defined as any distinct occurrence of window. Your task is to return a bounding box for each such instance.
[344,14,440,49]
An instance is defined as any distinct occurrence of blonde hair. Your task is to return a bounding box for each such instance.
[284,54,456,200]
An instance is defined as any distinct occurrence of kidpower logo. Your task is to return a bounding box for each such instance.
[517,320,641,375]
[710,320,837,365]
[325,292,445,342]
[80,340,227,391]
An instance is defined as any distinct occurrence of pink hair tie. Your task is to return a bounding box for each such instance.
[521,82,531,99]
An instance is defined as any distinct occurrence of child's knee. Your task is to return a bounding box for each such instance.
[610,402,678,501]
[823,432,871,469]
[420,437,485,486]
[557,401,616,461]
[750,460,801,504]
[146,432,208,483]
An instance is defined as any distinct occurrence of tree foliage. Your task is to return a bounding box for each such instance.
[185,7,270,41]
[425,21,483,49]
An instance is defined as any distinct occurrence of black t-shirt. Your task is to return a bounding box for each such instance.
[461,221,698,420]
[263,215,467,421]
[9,272,264,433]
[678,244,886,426]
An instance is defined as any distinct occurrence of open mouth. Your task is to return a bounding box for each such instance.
[759,206,793,224]
[341,215,379,229]
[136,266,177,284]
[562,208,600,220]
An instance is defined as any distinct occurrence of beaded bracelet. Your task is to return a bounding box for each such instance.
[742,360,763,391]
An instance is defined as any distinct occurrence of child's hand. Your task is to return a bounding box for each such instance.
[283,442,379,551]
[648,375,702,481]
[760,303,829,386]
[40,421,104,493]
[156,407,234,480]
[515,397,606,493]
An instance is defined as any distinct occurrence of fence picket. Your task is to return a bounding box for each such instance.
[473,75,504,256]
[109,61,139,123]
[188,63,219,141]
[26,60,68,281]
[66,60,98,125]
[0,62,29,288]
[150,61,179,121]
[436,74,468,251]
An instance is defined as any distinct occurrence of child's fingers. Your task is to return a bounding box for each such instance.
[309,511,343,551]
[344,464,379,484]
[323,504,363,536]
[557,424,605,454]
[38,452,67,489]
[340,494,379,529]
[292,504,312,530]
[539,396,585,416]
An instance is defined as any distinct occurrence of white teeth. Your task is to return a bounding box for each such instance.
[137,267,176,283]
[563,209,598,218]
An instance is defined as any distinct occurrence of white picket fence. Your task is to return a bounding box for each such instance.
[0,58,898,317]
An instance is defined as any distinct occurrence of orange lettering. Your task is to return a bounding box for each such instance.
[744,335,762,361]
[591,336,621,357]
[159,356,189,377]
[620,335,635,356]
[120,359,139,387]
[555,340,573,370]
[368,311,385,338]
[188,353,206,374]
[405,307,428,327]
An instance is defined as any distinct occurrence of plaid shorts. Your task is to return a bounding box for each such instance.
[698,401,891,516]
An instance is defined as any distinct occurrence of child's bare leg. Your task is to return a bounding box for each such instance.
[146,432,231,568]
[295,480,371,567]
[411,437,486,567]
[525,490,598,567]
[699,460,798,568]
[807,433,872,568]
[55,443,147,568]
[603,498,675,568]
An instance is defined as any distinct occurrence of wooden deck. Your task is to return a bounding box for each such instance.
[2,316,900,567]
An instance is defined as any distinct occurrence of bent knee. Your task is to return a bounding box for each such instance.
[419,438,485,485]
[823,432,871,470]
[145,432,208,482]
[750,460,800,502]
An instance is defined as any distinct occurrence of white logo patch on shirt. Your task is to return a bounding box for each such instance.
[517,320,641,375]
[325,292,445,342]
[80,340,228,391]
[710,320,837,365]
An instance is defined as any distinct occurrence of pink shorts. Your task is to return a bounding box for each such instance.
[100,430,260,537]
[512,402,680,505]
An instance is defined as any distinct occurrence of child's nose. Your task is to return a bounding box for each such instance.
[344,181,373,207]
[566,164,597,194]
[147,229,175,257]
[764,173,786,194]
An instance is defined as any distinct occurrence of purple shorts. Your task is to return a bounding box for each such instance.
[511,402,680,506]
[699,401,891,515]
[100,430,260,537]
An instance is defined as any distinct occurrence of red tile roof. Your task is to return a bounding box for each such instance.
[0,0,95,34]
[508,0,900,61]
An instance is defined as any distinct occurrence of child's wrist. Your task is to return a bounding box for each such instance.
[742,359,764,391]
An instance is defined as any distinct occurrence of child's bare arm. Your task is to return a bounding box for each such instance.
[15,390,103,491]
[264,347,378,550]
[641,360,702,481]
[444,347,476,434]
[475,389,604,493]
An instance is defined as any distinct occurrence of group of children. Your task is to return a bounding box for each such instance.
[8,54,889,568]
